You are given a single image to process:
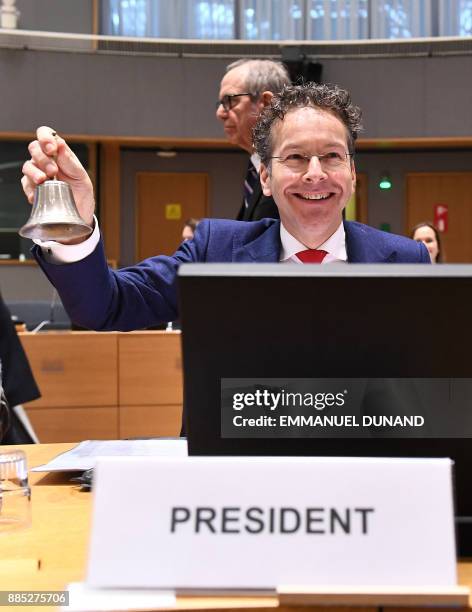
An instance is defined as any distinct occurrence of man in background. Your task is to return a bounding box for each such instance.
[216,59,290,221]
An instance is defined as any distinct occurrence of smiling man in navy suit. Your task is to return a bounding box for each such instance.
[21,82,429,331]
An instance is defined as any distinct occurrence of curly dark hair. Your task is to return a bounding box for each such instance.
[253,82,363,166]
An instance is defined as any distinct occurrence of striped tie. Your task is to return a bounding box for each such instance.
[296,249,328,263]
[243,162,259,209]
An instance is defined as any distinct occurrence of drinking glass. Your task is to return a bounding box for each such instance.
[0,450,31,532]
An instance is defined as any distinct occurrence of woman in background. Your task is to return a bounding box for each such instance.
[410,222,443,263]
[182,218,200,242]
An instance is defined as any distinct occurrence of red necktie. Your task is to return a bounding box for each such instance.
[296,249,328,263]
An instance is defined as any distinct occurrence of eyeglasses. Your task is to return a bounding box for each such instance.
[216,93,253,112]
[270,152,354,172]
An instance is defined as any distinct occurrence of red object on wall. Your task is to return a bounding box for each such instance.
[434,204,448,233]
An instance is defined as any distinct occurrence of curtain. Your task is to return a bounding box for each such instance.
[370,0,432,39]
[439,0,472,36]
[104,0,149,37]
[307,0,369,40]
[102,0,471,40]
[239,0,304,39]
[103,0,235,39]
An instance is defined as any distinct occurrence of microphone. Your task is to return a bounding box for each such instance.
[48,288,58,323]
[31,289,58,333]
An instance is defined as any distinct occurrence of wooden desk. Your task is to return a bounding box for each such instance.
[0,444,287,611]
[0,444,91,602]
[1,444,470,612]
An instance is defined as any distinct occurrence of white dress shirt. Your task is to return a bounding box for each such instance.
[34,216,101,265]
[250,152,261,173]
[279,221,347,264]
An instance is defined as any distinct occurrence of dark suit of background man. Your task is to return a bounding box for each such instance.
[0,293,40,443]
[21,82,429,333]
[216,59,291,221]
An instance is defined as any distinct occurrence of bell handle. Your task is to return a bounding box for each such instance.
[50,131,58,182]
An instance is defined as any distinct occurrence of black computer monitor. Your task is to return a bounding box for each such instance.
[178,263,472,554]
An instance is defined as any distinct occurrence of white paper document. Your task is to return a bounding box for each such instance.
[31,438,188,472]
[63,582,176,611]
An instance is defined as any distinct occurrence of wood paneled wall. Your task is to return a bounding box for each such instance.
[20,331,183,442]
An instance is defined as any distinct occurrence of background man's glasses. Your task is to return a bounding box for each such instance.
[216,93,253,112]
[270,152,354,172]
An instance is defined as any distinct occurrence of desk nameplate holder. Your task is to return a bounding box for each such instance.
[87,456,465,607]
[277,585,470,607]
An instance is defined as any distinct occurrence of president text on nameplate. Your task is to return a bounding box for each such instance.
[87,456,456,590]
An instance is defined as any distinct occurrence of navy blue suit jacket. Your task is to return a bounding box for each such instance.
[35,219,430,331]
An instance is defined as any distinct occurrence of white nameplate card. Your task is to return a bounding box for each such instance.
[87,456,456,589]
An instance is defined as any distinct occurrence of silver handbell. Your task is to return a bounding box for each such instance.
[19,179,92,242]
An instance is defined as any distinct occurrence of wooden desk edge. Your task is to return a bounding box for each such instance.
[278,586,470,608]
